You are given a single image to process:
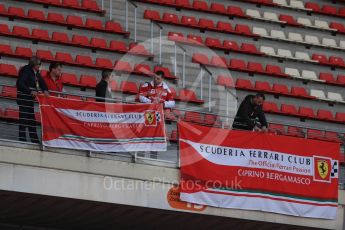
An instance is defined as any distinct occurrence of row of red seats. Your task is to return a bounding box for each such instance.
[263,101,345,124]
[0,44,155,76]
[0,63,178,82]
[21,0,104,14]
[305,2,345,19]
[164,109,220,125]
[0,4,127,36]
[168,32,263,55]
[169,32,345,71]
[217,75,315,100]
[192,53,288,78]
[0,23,151,57]
[319,72,345,86]
[144,10,257,38]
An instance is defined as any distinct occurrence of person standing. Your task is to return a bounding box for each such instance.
[232,93,268,132]
[42,62,63,95]
[16,56,49,143]
[96,70,112,102]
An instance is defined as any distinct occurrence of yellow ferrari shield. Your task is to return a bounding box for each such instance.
[317,160,329,179]
[145,112,154,125]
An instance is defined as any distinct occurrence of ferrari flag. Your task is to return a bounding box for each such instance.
[178,121,339,219]
[38,95,167,152]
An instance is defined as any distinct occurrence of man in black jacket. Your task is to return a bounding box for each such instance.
[232,93,268,132]
[16,56,48,143]
[95,70,112,102]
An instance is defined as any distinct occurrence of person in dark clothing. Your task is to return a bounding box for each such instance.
[95,70,112,102]
[16,56,49,143]
[232,93,268,132]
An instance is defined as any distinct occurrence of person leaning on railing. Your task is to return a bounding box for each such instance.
[16,56,49,143]
[138,71,175,108]
[96,70,113,102]
[232,93,268,132]
[42,62,63,96]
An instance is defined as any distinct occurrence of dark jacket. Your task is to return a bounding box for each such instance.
[95,80,108,102]
[16,65,47,105]
[233,95,267,130]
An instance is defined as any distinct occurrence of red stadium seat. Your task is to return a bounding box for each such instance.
[55,52,74,63]
[0,64,17,77]
[0,23,10,35]
[95,58,113,68]
[82,0,100,10]
[241,43,260,54]
[227,6,245,17]
[32,28,50,40]
[329,56,345,67]
[168,31,184,42]
[15,47,33,58]
[135,64,152,76]
[52,32,70,43]
[319,72,335,83]
[192,0,208,11]
[263,101,279,113]
[235,24,252,36]
[105,21,124,33]
[337,75,345,85]
[235,79,253,90]
[90,37,107,49]
[317,109,334,121]
[75,55,93,66]
[305,2,321,12]
[162,13,179,24]
[281,104,298,115]
[229,59,246,70]
[286,126,304,138]
[62,0,80,7]
[291,86,308,98]
[198,18,215,29]
[85,18,103,30]
[7,6,25,17]
[169,130,178,142]
[312,54,328,64]
[47,12,65,24]
[187,34,203,44]
[181,16,198,27]
[72,34,89,46]
[178,89,203,103]
[265,65,283,76]
[109,41,127,52]
[216,21,233,32]
[66,15,84,27]
[4,107,19,120]
[254,81,271,92]
[192,53,209,65]
[272,84,289,95]
[223,40,239,51]
[12,26,31,38]
[307,129,325,141]
[205,37,222,48]
[0,44,13,55]
[210,3,226,13]
[0,4,6,15]
[339,7,345,17]
[120,81,138,94]
[217,75,233,88]
[330,22,345,32]
[109,81,117,91]
[1,86,17,98]
[322,5,337,15]
[154,66,176,79]
[269,124,285,135]
[325,131,341,143]
[129,43,150,55]
[204,114,221,126]
[211,56,227,67]
[33,49,52,61]
[247,62,265,73]
[335,112,345,123]
[27,9,45,21]
[61,73,79,86]
[144,10,160,20]
[298,107,315,118]
[80,75,97,88]
[114,61,133,72]
[175,0,191,7]
[279,14,298,25]
[184,111,203,124]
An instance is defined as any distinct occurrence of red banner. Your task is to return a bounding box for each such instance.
[178,121,339,219]
[38,95,167,152]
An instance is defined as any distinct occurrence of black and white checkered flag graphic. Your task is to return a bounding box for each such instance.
[331,160,338,178]
[156,111,161,122]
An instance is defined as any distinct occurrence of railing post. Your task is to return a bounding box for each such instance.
[125,0,128,31]
[159,28,162,65]
[208,75,211,112]
[109,0,112,20]
[150,22,154,53]
[174,44,177,76]
[182,51,186,88]
[134,6,137,42]
[200,68,203,100]
[226,91,229,124]
[101,0,104,10]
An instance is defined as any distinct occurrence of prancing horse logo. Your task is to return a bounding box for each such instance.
[317,160,329,179]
